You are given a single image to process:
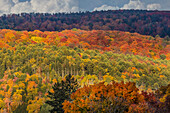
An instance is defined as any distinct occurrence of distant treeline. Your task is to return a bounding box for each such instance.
[0,10,170,37]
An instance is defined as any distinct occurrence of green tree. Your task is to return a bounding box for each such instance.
[46,74,79,113]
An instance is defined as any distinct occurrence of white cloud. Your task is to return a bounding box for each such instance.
[93,4,119,11]
[0,0,79,15]
[0,0,14,14]
[0,0,165,16]
[147,3,161,10]
[93,0,146,12]
[11,1,33,14]
[12,0,19,4]
[30,0,79,13]
[121,0,145,9]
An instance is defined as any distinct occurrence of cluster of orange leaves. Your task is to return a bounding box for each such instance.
[62,81,155,113]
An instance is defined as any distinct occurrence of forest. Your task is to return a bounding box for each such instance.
[0,10,170,37]
[0,28,169,112]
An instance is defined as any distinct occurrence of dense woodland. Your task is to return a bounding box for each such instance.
[0,10,170,37]
[0,29,169,112]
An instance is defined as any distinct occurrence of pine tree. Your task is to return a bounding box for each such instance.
[46,74,78,113]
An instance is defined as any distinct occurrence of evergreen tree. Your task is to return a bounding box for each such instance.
[46,74,79,113]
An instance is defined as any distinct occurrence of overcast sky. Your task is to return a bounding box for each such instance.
[0,0,169,15]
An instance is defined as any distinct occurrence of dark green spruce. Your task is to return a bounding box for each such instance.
[46,74,79,113]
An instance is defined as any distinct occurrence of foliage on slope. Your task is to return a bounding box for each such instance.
[0,29,169,112]
[0,44,169,90]
[0,70,169,112]
[0,29,169,59]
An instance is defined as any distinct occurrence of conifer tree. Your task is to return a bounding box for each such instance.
[46,74,78,113]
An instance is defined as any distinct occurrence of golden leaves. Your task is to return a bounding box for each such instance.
[5,32,15,42]
[27,97,45,113]
[121,75,126,79]
[0,71,58,112]
[103,74,114,85]
[29,58,36,64]
[31,36,43,43]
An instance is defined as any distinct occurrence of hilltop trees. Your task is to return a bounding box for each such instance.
[0,10,169,37]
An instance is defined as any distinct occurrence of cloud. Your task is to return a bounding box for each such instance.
[0,0,165,16]
[147,3,161,10]
[121,0,145,9]
[93,4,119,11]
[0,0,79,15]
[11,1,33,14]
[0,0,14,14]
[30,0,79,13]
[121,0,161,10]
[12,0,19,4]
[93,0,146,11]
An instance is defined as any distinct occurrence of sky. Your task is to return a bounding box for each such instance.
[0,0,169,15]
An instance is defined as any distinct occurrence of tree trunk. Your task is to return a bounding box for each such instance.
[71,66,73,75]
[62,66,64,78]
[74,65,75,76]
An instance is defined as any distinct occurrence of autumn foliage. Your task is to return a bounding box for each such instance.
[0,28,169,112]
[0,29,169,60]
[0,71,48,113]
[62,81,169,113]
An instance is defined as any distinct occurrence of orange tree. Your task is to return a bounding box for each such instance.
[62,81,155,113]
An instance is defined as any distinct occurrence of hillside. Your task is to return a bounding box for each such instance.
[0,29,169,112]
[0,10,170,37]
[0,29,169,59]
[0,29,169,88]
